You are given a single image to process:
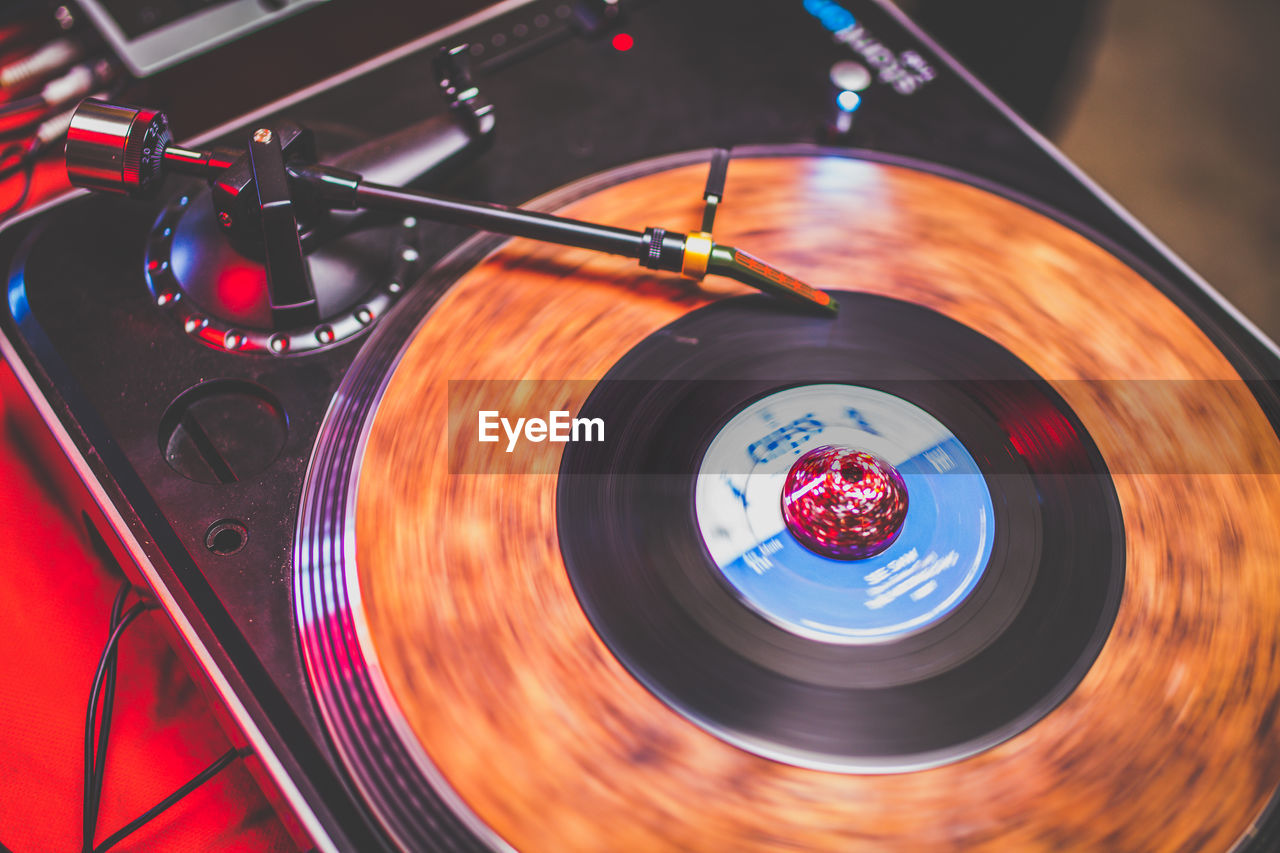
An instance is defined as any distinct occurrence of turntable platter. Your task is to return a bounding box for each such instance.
[306,153,1280,851]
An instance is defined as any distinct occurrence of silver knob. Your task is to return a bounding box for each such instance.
[65,98,172,196]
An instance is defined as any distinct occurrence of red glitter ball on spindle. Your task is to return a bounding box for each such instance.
[780,445,908,560]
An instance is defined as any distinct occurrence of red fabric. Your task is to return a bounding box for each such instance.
[0,371,303,852]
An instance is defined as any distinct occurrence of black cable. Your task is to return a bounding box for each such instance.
[0,96,51,140]
[90,746,247,853]
[0,161,34,219]
[95,585,132,792]
[0,93,42,116]
[83,583,132,850]
[81,594,154,853]
[0,141,24,177]
[78,582,249,853]
[0,72,127,220]
[0,137,36,219]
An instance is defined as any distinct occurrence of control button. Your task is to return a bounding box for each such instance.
[829,60,872,92]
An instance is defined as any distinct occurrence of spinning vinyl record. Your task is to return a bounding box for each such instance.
[296,149,1280,851]
[556,292,1123,772]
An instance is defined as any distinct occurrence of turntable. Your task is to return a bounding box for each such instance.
[3,1,1280,850]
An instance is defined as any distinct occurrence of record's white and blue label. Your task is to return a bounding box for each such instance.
[694,385,994,644]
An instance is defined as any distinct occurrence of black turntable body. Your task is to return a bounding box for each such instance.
[3,1,1279,850]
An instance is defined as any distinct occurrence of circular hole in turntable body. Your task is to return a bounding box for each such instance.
[158,380,288,484]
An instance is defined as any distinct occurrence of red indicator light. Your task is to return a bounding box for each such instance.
[215,265,265,316]
[611,33,633,52]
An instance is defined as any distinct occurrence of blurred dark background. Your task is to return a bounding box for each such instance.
[1,0,1276,340]
[909,0,1280,344]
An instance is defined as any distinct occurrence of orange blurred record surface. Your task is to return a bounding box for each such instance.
[349,154,1280,850]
